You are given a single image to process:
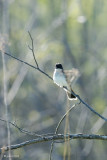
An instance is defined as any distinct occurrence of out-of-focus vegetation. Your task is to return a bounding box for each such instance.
[0,0,107,160]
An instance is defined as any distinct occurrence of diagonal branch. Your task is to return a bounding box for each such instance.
[0,117,42,138]
[71,90,107,122]
[0,134,107,154]
[0,117,56,138]
[63,87,107,122]
[0,51,52,80]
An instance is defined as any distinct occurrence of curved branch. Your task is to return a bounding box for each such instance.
[0,134,107,154]
[49,102,79,160]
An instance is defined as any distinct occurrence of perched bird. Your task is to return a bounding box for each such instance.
[53,63,79,100]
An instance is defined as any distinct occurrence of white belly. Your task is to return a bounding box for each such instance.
[53,70,68,88]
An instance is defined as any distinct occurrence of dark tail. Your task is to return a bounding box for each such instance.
[66,91,77,100]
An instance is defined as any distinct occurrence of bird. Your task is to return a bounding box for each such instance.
[53,63,79,100]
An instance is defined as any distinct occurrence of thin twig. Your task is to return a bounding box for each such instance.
[0,117,57,138]
[28,31,39,68]
[49,102,80,160]
[71,90,107,122]
[0,117,42,138]
[0,51,52,80]
[0,134,107,154]
[63,87,107,122]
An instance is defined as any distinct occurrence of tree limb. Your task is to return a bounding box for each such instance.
[1,51,52,80]
[0,134,107,154]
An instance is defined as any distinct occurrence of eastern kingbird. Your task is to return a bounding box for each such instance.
[53,63,79,100]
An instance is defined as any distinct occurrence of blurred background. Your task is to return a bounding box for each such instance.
[0,0,107,159]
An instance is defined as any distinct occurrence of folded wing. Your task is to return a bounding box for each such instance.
[64,68,80,85]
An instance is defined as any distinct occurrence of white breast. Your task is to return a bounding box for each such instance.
[53,69,68,88]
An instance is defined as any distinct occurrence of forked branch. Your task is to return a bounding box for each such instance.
[28,31,39,68]
[1,51,52,80]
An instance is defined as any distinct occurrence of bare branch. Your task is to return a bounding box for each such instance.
[0,117,42,138]
[63,87,107,122]
[0,117,57,138]
[55,102,80,134]
[49,102,79,160]
[28,44,32,51]
[0,51,52,80]
[0,134,107,154]
[71,90,107,122]
[28,31,39,68]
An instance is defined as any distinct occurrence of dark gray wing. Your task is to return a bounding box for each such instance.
[64,68,80,85]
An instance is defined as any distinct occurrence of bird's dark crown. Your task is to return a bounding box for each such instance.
[55,63,63,69]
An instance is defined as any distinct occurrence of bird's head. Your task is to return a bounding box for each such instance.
[55,63,63,69]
